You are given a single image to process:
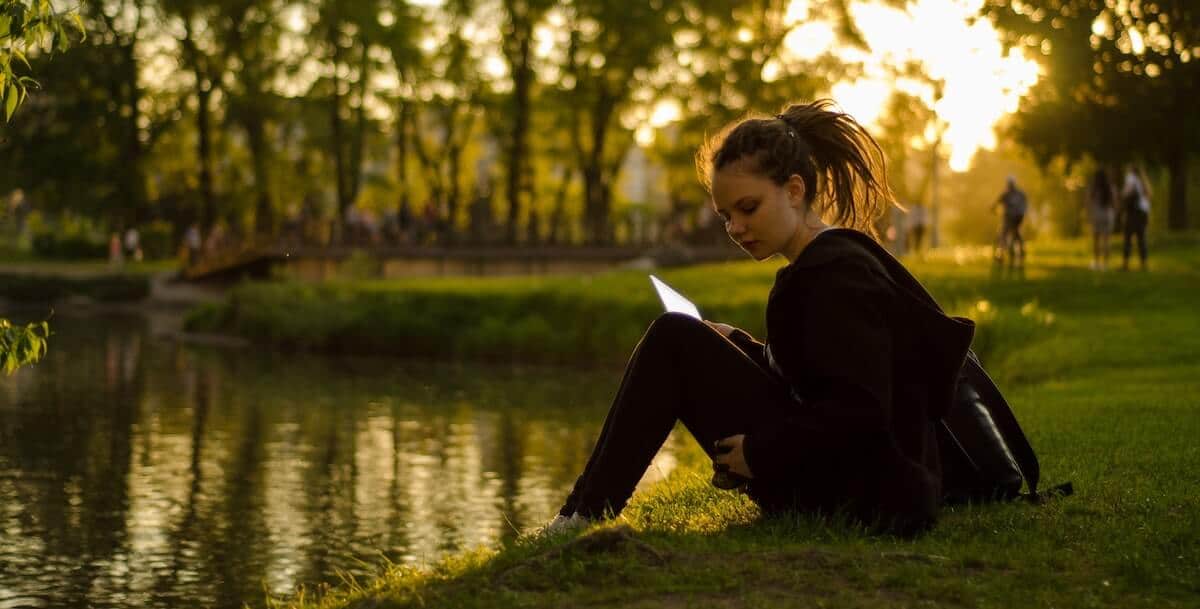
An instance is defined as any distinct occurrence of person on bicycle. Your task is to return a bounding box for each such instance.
[994,176,1027,267]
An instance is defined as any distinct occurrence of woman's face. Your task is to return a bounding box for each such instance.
[710,162,806,261]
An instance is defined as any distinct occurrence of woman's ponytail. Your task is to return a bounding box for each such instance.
[697,99,895,235]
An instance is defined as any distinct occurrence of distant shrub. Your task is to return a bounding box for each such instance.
[0,273,150,303]
[30,232,107,260]
[183,302,231,332]
[139,221,176,260]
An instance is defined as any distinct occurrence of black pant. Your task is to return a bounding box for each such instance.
[1123,208,1148,268]
[560,313,794,519]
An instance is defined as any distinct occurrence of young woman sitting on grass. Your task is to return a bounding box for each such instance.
[549,99,975,536]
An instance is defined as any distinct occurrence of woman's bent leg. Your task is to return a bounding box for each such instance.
[560,313,789,519]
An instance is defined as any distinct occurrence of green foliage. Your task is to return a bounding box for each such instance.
[0,0,83,121]
[0,318,48,374]
[30,230,107,259]
[982,0,1199,163]
[0,40,147,221]
[138,220,176,260]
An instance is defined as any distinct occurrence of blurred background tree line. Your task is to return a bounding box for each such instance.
[0,0,1197,261]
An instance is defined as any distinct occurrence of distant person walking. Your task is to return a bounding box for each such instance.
[994,176,1027,268]
[108,232,124,267]
[123,227,142,263]
[1085,168,1117,270]
[1120,164,1151,271]
[184,223,202,265]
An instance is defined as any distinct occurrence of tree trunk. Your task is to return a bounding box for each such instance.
[329,24,349,226]
[348,37,369,206]
[1166,142,1188,231]
[181,16,216,231]
[410,107,445,235]
[196,82,216,230]
[121,42,147,226]
[246,116,274,236]
[504,26,533,244]
[445,111,468,244]
[546,164,572,245]
[395,101,411,217]
[582,90,621,244]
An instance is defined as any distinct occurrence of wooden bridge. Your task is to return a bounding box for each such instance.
[179,242,740,282]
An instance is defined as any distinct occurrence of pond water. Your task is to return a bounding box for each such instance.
[0,311,679,609]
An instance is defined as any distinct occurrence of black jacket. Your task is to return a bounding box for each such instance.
[733,229,975,533]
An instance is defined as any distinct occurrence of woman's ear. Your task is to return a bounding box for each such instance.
[786,175,806,208]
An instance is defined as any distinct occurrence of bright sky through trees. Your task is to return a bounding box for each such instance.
[644,0,1039,171]
[824,0,1040,171]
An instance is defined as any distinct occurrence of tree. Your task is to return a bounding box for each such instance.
[218,0,286,237]
[0,0,82,120]
[0,0,75,372]
[983,0,1199,230]
[160,0,224,231]
[555,0,688,244]
[399,0,484,243]
[0,0,169,229]
[495,0,554,244]
[377,0,425,233]
[311,0,379,231]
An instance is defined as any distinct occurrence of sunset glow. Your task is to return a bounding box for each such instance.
[786,0,1041,171]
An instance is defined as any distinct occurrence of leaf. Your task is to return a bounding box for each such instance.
[13,49,30,70]
[4,83,17,121]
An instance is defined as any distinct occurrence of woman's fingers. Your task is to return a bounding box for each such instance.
[704,321,735,337]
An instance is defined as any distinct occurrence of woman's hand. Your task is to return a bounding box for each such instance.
[714,434,753,479]
[705,321,736,337]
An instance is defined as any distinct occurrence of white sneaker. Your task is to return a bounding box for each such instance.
[530,512,591,538]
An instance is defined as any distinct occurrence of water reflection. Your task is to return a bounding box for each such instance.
[0,312,680,609]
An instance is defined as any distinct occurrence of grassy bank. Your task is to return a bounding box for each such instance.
[250,236,1199,608]
[0,271,152,303]
[182,242,1060,367]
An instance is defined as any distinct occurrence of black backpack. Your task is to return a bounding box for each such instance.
[833,229,1073,505]
[938,350,1074,504]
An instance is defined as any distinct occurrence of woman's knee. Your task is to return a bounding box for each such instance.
[646,312,707,341]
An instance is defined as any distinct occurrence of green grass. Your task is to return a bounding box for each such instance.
[255,235,1200,609]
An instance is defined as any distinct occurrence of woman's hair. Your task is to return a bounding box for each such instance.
[696,99,895,235]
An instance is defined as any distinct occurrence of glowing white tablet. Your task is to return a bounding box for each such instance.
[649,275,701,320]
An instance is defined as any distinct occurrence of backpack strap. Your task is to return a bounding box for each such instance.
[959,350,1041,495]
[962,350,1074,502]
